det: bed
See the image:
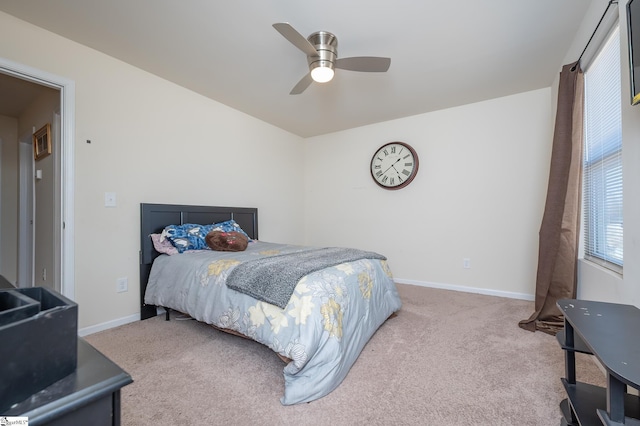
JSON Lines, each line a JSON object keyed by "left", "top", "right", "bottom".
{"left": 139, "top": 203, "right": 402, "bottom": 405}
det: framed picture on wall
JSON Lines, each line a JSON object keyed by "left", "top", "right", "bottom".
{"left": 33, "top": 123, "right": 51, "bottom": 161}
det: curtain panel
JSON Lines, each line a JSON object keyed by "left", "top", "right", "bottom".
{"left": 519, "top": 62, "right": 584, "bottom": 335}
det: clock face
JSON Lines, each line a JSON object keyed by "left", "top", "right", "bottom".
{"left": 370, "top": 142, "right": 419, "bottom": 190}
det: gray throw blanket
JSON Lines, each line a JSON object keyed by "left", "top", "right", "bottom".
{"left": 226, "top": 247, "right": 386, "bottom": 309}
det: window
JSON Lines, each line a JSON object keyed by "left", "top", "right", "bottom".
{"left": 582, "top": 24, "right": 623, "bottom": 273}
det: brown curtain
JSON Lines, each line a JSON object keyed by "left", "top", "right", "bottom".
{"left": 519, "top": 62, "right": 584, "bottom": 335}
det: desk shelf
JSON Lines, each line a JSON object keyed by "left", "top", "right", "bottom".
{"left": 561, "top": 380, "right": 640, "bottom": 426}
{"left": 556, "top": 330, "right": 592, "bottom": 355}
{"left": 557, "top": 299, "right": 640, "bottom": 426}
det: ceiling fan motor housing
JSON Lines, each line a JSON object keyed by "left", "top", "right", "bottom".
{"left": 307, "top": 31, "right": 338, "bottom": 70}
{"left": 272, "top": 22, "right": 390, "bottom": 93}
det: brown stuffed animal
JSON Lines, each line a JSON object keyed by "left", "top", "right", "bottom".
{"left": 205, "top": 230, "right": 248, "bottom": 252}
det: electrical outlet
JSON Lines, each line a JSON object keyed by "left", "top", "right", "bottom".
{"left": 105, "top": 192, "right": 117, "bottom": 207}
{"left": 116, "top": 277, "right": 128, "bottom": 293}
{"left": 463, "top": 258, "right": 471, "bottom": 269}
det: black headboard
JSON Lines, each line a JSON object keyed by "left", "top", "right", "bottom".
{"left": 139, "top": 203, "right": 258, "bottom": 320}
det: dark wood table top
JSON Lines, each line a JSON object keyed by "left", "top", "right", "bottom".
{"left": 558, "top": 298, "right": 640, "bottom": 388}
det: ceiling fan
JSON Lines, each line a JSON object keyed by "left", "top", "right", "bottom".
{"left": 273, "top": 23, "right": 391, "bottom": 95}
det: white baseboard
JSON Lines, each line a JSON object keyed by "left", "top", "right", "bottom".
{"left": 78, "top": 307, "right": 167, "bottom": 336}
{"left": 79, "top": 313, "right": 140, "bottom": 337}
{"left": 394, "top": 278, "right": 535, "bottom": 301}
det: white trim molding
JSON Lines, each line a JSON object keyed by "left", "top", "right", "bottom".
{"left": 78, "top": 313, "right": 140, "bottom": 337}
{"left": 79, "top": 309, "right": 167, "bottom": 336}
{"left": 394, "top": 278, "right": 535, "bottom": 301}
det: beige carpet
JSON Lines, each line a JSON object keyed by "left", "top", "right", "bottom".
{"left": 86, "top": 284, "right": 604, "bottom": 425}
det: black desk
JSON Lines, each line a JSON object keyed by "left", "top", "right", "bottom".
{"left": 557, "top": 299, "right": 640, "bottom": 426}
{"left": 3, "top": 337, "right": 132, "bottom": 426}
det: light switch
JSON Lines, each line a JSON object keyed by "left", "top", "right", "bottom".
{"left": 104, "top": 192, "right": 117, "bottom": 207}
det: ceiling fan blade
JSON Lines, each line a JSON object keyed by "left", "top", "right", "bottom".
{"left": 273, "top": 23, "right": 319, "bottom": 57}
{"left": 290, "top": 73, "right": 313, "bottom": 95}
{"left": 335, "top": 57, "right": 391, "bottom": 72}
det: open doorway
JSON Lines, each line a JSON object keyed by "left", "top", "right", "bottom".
{"left": 0, "top": 57, "right": 75, "bottom": 300}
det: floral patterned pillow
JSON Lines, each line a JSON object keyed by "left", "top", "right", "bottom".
{"left": 163, "top": 220, "right": 251, "bottom": 253}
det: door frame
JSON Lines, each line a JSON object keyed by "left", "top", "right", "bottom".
{"left": 0, "top": 57, "right": 75, "bottom": 300}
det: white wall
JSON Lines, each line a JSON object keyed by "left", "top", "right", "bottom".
{"left": 4, "top": 2, "right": 628, "bottom": 331}
{"left": 304, "top": 89, "right": 553, "bottom": 299}
{"left": 561, "top": 0, "right": 640, "bottom": 307}
{"left": 0, "top": 11, "right": 305, "bottom": 328}
{"left": 0, "top": 115, "right": 18, "bottom": 283}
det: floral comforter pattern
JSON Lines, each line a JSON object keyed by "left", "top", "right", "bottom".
{"left": 144, "top": 241, "right": 402, "bottom": 405}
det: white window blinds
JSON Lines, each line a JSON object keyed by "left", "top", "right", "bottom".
{"left": 583, "top": 25, "right": 623, "bottom": 273}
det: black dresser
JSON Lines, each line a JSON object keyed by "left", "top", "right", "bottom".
{"left": 3, "top": 338, "right": 133, "bottom": 426}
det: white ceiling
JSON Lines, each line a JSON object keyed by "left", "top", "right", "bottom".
{"left": 0, "top": 0, "right": 593, "bottom": 137}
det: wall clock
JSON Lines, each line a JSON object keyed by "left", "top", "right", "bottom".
{"left": 370, "top": 142, "right": 419, "bottom": 190}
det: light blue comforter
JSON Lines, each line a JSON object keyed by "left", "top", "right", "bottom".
{"left": 144, "top": 241, "right": 402, "bottom": 405}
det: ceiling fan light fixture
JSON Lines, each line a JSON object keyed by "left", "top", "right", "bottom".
{"left": 273, "top": 23, "right": 390, "bottom": 94}
{"left": 311, "top": 65, "right": 334, "bottom": 83}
